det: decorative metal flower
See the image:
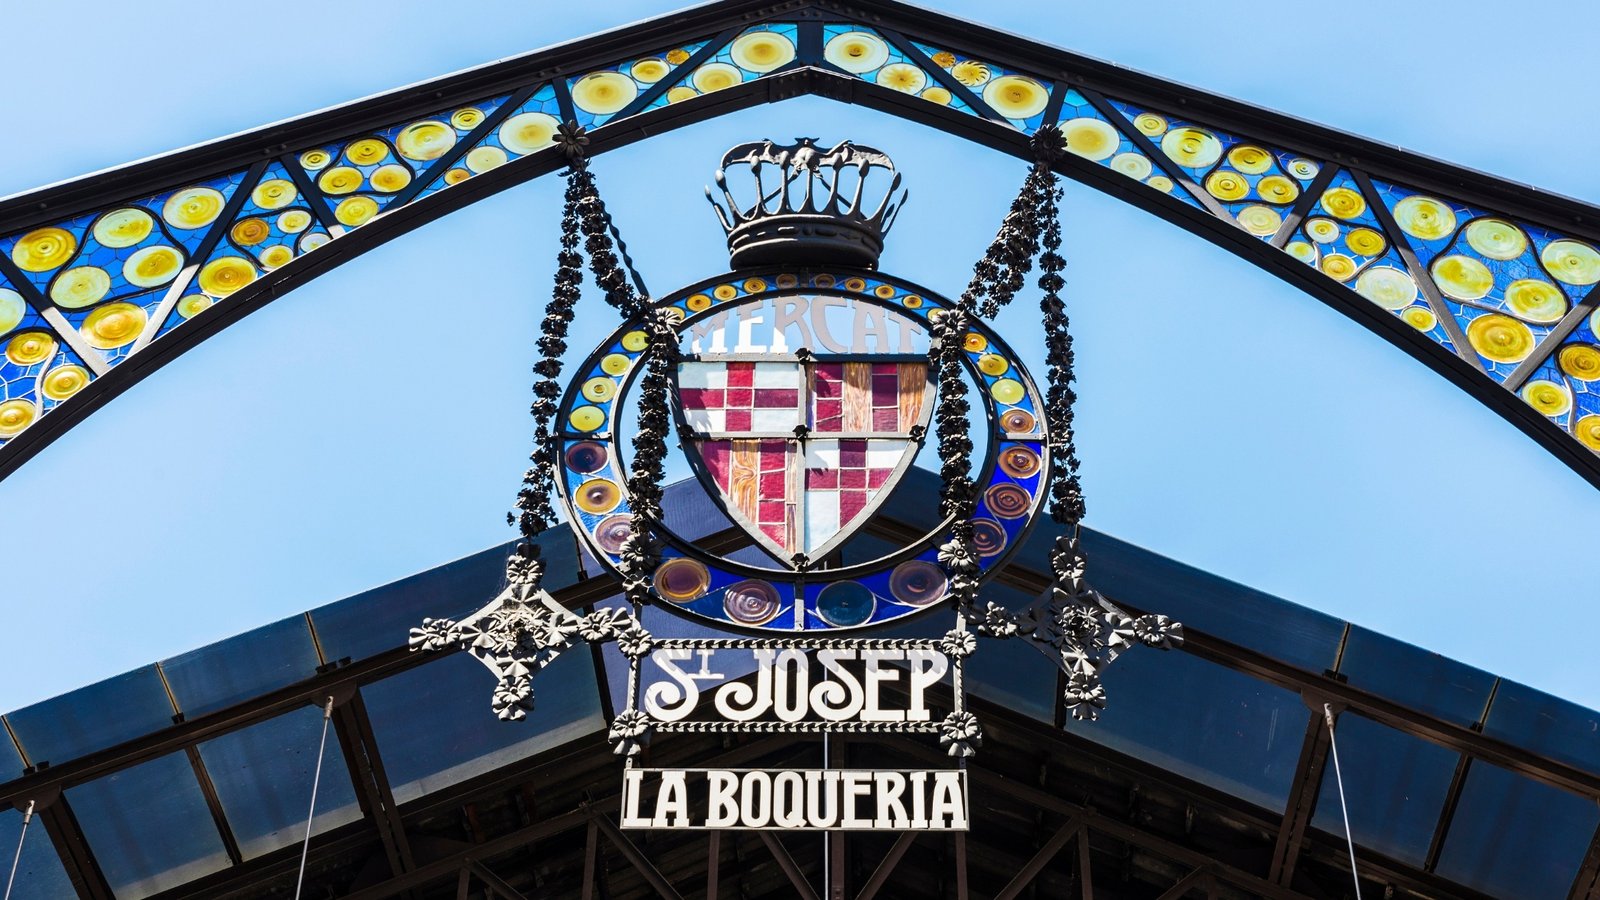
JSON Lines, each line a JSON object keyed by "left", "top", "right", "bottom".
{"left": 615, "top": 623, "right": 655, "bottom": 660}
{"left": 608, "top": 710, "right": 652, "bottom": 755}
{"left": 939, "top": 711, "right": 983, "bottom": 757}
{"left": 940, "top": 629, "right": 978, "bottom": 659}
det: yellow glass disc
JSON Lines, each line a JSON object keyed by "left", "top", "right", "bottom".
{"left": 345, "top": 138, "right": 388, "bottom": 166}
{"left": 6, "top": 332, "right": 55, "bottom": 366}
{"left": 1305, "top": 217, "right": 1340, "bottom": 243}
{"left": 1286, "top": 240, "right": 1317, "bottom": 264}
{"left": 1146, "top": 176, "right": 1174, "bottom": 193}
{"left": 177, "top": 294, "right": 212, "bottom": 319}
{"left": 874, "top": 284, "right": 896, "bottom": 298}
{"left": 743, "top": 278, "right": 768, "bottom": 293}
{"left": 1464, "top": 218, "right": 1527, "bottom": 260}
{"left": 0, "top": 399, "right": 36, "bottom": 438}
{"left": 0, "top": 290, "right": 23, "bottom": 335}
{"left": 1354, "top": 266, "right": 1417, "bottom": 310}
{"left": 1430, "top": 255, "right": 1494, "bottom": 301}
{"left": 259, "top": 245, "right": 293, "bottom": 269}
{"left": 582, "top": 377, "right": 617, "bottom": 402}
{"left": 198, "top": 256, "right": 257, "bottom": 297}
{"left": 1226, "top": 145, "right": 1273, "bottom": 175}
{"left": 601, "top": 353, "right": 631, "bottom": 375}
{"left": 693, "top": 63, "right": 741, "bottom": 94}
{"left": 81, "top": 302, "right": 146, "bottom": 349}
{"left": 162, "top": 188, "right": 224, "bottom": 230}
{"left": 1522, "top": 379, "right": 1571, "bottom": 417}
{"left": 984, "top": 76, "right": 1049, "bottom": 120}
{"left": 49, "top": 266, "right": 110, "bottom": 308}
{"left": 575, "top": 479, "right": 622, "bottom": 514}
{"left": 685, "top": 294, "right": 712, "bottom": 312}
{"left": 1111, "top": 152, "right": 1151, "bottom": 180}
{"left": 450, "top": 108, "right": 485, "bottom": 130}
{"left": 621, "top": 330, "right": 649, "bottom": 351}
{"left": 1060, "top": 118, "right": 1118, "bottom": 161}
{"left": 1320, "top": 254, "right": 1357, "bottom": 282}
{"left": 1236, "top": 205, "right": 1282, "bottom": 237}
{"left": 1132, "top": 113, "right": 1167, "bottom": 136}
{"left": 335, "top": 196, "right": 380, "bottom": 227}
{"left": 465, "top": 146, "right": 507, "bottom": 174}
{"left": 277, "top": 210, "right": 312, "bottom": 234}
{"left": 631, "top": 58, "right": 670, "bottom": 83}
{"left": 1204, "top": 171, "right": 1249, "bottom": 202}
{"left": 990, "top": 378, "right": 1025, "bottom": 405}
{"left": 813, "top": 275, "right": 836, "bottom": 288}
{"left": 921, "top": 86, "right": 952, "bottom": 105}
{"left": 252, "top": 179, "right": 298, "bottom": 211}
{"left": 1504, "top": 279, "right": 1567, "bottom": 323}
{"left": 930, "top": 51, "right": 957, "bottom": 68}
{"left": 13, "top": 227, "right": 77, "bottom": 272}
{"left": 878, "top": 63, "right": 927, "bottom": 94}
{"left": 843, "top": 277, "right": 867, "bottom": 292}
{"left": 231, "top": 218, "right": 270, "bottom": 246}
{"left": 1286, "top": 158, "right": 1319, "bottom": 180}
{"left": 298, "top": 149, "right": 331, "bottom": 171}
{"left": 963, "top": 332, "right": 988, "bottom": 352}
{"left": 571, "top": 72, "right": 638, "bottom": 115}
{"left": 1160, "top": 127, "right": 1222, "bottom": 169}
{"left": 1541, "top": 240, "right": 1600, "bottom": 286}
{"left": 824, "top": 32, "right": 890, "bottom": 74}
{"left": 776, "top": 274, "right": 798, "bottom": 288}
{"left": 1575, "top": 415, "right": 1600, "bottom": 451}
{"left": 1346, "top": 227, "right": 1387, "bottom": 257}
{"left": 730, "top": 31, "right": 796, "bottom": 73}
{"left": 41, "top": 364, "right": 89, "bottom": 401}
{"left": 444, "top": 168, "right": 470, "bottom": 185}
{"left": 1401, "top": 306, "right": 1437, "bottom": 331}
{"left": 1393, "top": 195, "right": 1456, "bottom": 241}
{"left": 901, "top": 295, "right": 923, "bottom": 308}
{"left": 499, "top": 112, "right": 560, "bottom": 156}
{"left": 370, "top": 164, "right": 412, "bottom": 193}
{"left": 977, "top": 354, "right": 1009, "bottom": 376}
{"left": 1318, "top": 187, "right": 1366, "bottom": 220}
{"left": 1557, "top": 344, "right": 1600, "bottom": 381}
{"left": 1256, "top": 175, "right": 1299, "bottom": 205}
{"left": 666, "top": 48, "right": 691, "bottom": 65}
{"left": 667, "top": 86, "right": 699, "bottom": 104}
{"left": 712, "top": 284, "right": 738, "bottom": 301}
{"left": 950, "top": 60, "right": 991, "bottom": 86}
{"left": 123, "top": 246, "right": 181, "bottom": 288}
{"left": 1466, "top": 314, "right": 1535, "bottom": 363}
{"left": 93, "top": 208, "right": 153, "bottom": 249}
{"left": 318, "top": 167, "right": 364, "bottom": 195}
{"left": 299, "top": 233, "right": 330, "bottom": 253}
{"left": 569, "top": 405, "right": 606, "bottom": 433}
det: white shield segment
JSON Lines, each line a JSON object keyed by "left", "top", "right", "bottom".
{"left": 802, "top": 439, "right": 911, "bottom": 554}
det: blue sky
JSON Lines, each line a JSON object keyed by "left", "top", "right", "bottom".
{"left": 2, "top": 0, "right": 1598, "bottom": 715}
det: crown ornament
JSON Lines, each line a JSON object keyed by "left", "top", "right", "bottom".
{"left": 706, "top": 138, "right": 907, "bottom": 268}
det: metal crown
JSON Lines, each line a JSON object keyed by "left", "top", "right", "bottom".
{"left": 706, "top": 138, "right": 906, "bottom": 269}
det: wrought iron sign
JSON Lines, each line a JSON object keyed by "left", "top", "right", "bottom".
{"left": 411, "top": 128, "right": 1181, "bottom": 831}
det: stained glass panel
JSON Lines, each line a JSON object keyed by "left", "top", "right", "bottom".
{"left": 911, "top": 39, "right": 1050, "bottom": 130}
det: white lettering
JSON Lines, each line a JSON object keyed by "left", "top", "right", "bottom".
{"left": 773, "top": 772, "right": 807, "bottom": 828}
{"left": 929, "top": 772, "right": 967, "bottom": 829}
{"left": 652, "top": 771, "right": 689, "bottom": 827}
{"left": 772, "top": 649, "right": 809, "bottom": 723}
{"left": 905, "top": 649, "right": 948, "bottom": 722}
{"left": 643, "top": 649, "right": 700, "bottom": 722}
{"left": 740, "top": 771, "right": 772, "bottom": 827}
{"left": 706, "top": 771, "right": 739, "bottom": 827}
{"left": 810, "top": 296, "right": 851, "bottom": 353}
{"left": 621, "top": 769, "right": 650, "bottom": 828}
{"left": 770, "top": 295, "right": 811, "bottom": 352}
{"left": 873, "top": 772, "right": 910, "bottom": 828}
{"left": 860, "top": 649, "right": 904, "bottom": 722}
{"left": 811, "top": 649, "right": 865, "bottom": 722}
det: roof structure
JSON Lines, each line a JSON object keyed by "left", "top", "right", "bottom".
{"left": 4, "top": 471, "right": 1597, "bottom": 900}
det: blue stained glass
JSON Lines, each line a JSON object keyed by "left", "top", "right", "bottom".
{"left": 1309, "top": 714, "right": 1459, "bottom": 867}
{"left": 1064, "top": 647, "right": 1308, "bottom": 812}
{"left": 362, "top": 646, "right": 603, "bottom": 805}
{"left": 909, "top": 39, "right": 1050, "bottom": 132}
{"left": 310, "top": 530, "right": 578, "bottom": 664}
{"left": 1053, "top": 91, "right": 1200, "bottom": 211}
{"left": 66, "top": 751, "right": 231, "bottom": 899}
{"left": 569, "top": 39, "right": 713, "bottom": 128}
{"left": 1434, "top": 761, "right": 1599, "bottom": 897}
{"left": 1482, "top": 679, "right": 1600, "bottom": 776}
{"left": 160, "top": 613, "right": 321, "bottom": 718}
{"left": 1520, "top": 313, "right": 1600, "bottom": 447}
{"left": 0, "top": 285, "right": 96, "bottom": 447}
{"left": 414, "top": 85, "right": 562, "bottom": 203}
{"left": 0, "top": 806, "right": 74, "bottom": 900}
{"left": 1336, "top": 626, "right": 1495, "bottom": 727}
{"left": 197, "top": 706, "right": 363, "bottom": 860}
{"left": 5, "top": 665, "right": 175, "bottom": 766}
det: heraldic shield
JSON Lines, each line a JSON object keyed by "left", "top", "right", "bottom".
{"left": 676, "top": 349, "right": 935, "bottom": 566}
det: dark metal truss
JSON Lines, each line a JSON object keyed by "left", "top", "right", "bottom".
{"left": 1, "top": 0, "right": 1599, "bottom": 488}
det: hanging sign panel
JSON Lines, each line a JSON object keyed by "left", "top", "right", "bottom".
{"left": 620, "top": 767, "right": 969, "bottom": 830}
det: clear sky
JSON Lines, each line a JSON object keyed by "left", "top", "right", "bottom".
{"left": 2, "top": 0, "right": 1598, "bottom": 716}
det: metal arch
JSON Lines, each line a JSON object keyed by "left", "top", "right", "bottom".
{"left": 3, "top": 0, "right": 1600, "bottom": 487}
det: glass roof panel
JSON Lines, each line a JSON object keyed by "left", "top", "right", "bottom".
{"left": 1064, "top": 647, "right": 1308, "bottom": 813}
{"left": 1434, "top": 760, "right": 1599, "bottom": 897}
{"left": 196, "top": 705, "right": 363, "bottom": 860}
{"left": 0, "top": 806, "right": 74, "bottom": 900}
{"left": 5, "top": 666, "right": 174, "bottom": 766}
{"left": 1336, "top": 627, "right": 1495, "bottom": 727}
{"left": 161, "top": 614, "right": 321, "bottom": 718}
{"left": 311, "top": 530, "right": 578, "bottom": 664}
{"left": 1309, "top": 713, "right": 1458, "bottom": 867}
{"left": 362, "top": 647, "right": 603, "bottom": 805}
{"left": 1482, "top": 679, "right": 1600, "bottom": 776}
{"left": 1079, "top": 529, "right": 1345, "bottom": 674}
{"left": 65, "top": 750, "right": 230, "bottom": 899}
{"left": 1, "top": 722, "right": 25, "bottom": 779}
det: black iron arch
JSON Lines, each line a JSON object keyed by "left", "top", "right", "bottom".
{"left": 2, "top": 0, "right": 1599, "bottom": 488}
